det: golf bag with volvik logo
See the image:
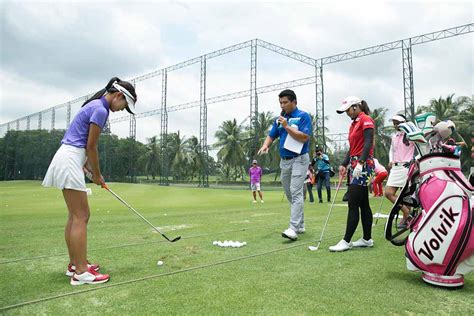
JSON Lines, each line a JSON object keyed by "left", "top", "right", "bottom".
{"left": 385, "top": 116, "right": 474, "bottom": 288}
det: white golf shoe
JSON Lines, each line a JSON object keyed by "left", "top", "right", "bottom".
{"left": 281, "top": 228, "right": 298, "bottom": 241}
{"left": 352, "top": 238, "right": 374, "bottom": 248}
{"left": 329, "top": 239, "right": 352, "bottom": 252}
{"left": 297, "top": 227, "right": 305, "bottom": 234}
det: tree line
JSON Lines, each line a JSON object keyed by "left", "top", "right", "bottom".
{"left": 1, "top": 94, "right": 471, "bottom": 182}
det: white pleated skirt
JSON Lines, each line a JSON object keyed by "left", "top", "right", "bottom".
{"left": 386, "top": 165, "right": 409, "bottom": 188}
{"left": 42, "top": 144, "right": 87, "bottom": 192}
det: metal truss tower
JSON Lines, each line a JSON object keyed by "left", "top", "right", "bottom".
{"left": 315, "top": 59, "right": 325, "bottom": 148}
{"left": 51, "top": 108, "right": 55, "bottom": 130}
{"left": 66, "top": 103, "right": 72, "bottom": 129}
{"left": 159, "top": 70, "right": 169, "bottom": 185}
{"left": 199, "top": 56, "right": 209, "bottom": 187}
{"left": 402, "top": 39, "right": 415, "bottom": 119}
{"left": 129, "top": 114, "right": 137, "bottom": 182}
{"left": 250, "top": 39, "right": 258, "bottom": 159}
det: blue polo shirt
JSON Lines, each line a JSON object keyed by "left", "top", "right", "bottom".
{"left": 268, "top": 107, "right": 312, "bottom": 158}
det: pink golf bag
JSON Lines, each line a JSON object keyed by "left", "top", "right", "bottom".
{"left": 385, "top": 153, "right": 474, "bottom": 288}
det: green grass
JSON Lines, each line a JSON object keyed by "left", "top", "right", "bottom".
{"left": 0, "top": 181, "right": 473, "bottom": 314}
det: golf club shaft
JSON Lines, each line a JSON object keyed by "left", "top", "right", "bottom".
{"left": 106, "top": 187, "right": 161, "bottom": 232}
{"left": 374, "top": 197, "right": 384, "bottom": 226}
{"left": 103, "top": 186, "right": 180, "bottom": 242}
{"left": 83, "top": 167, "right": 179, "bottom": 242}
{"left": 314, "top": 176, "right": 344, "bottom": 247}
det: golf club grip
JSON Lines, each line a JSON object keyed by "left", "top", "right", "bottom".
{"left": 83, "top": 167, "right": 108, "bottom": 189}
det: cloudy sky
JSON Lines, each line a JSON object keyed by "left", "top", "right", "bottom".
{"left": 1, "top": 0, "right": 472, "bottom": 147}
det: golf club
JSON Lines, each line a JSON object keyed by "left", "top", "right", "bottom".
{"left": 308, "top": 174, "right": 344, "bottom": 251}
{"left": 373, "top": 196, "right": 385, "bottom": 226}
{"left": 84, "top": 168, "right": 181, "bottom": 243}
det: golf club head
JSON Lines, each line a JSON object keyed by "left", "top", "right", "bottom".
{"left": 169, "top": 236, "right": 181, "bottom": 242}
{"left": 308, "top": 244, "right": 319, "bottom": 251}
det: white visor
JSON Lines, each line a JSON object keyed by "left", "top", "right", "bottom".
{"left": 113, "top": 82, "right": 136, "bottom": 114}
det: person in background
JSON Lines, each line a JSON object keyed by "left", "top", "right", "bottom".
{"left": 249, "top": 159, "right": 264, "bottom": 203}
{"left": 311, "top": 147, "right": 331, "bottom": 203}
{"left": 384, "top": 114, "right": 415, "bottom": 229}
{"left": 304, "top": 164, "right": 315, "bottom": 203}
{"left": 372, "top": 158, "right": 388, "bottom": 197}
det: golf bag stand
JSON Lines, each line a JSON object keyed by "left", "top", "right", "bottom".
{"left": 385, "top": 153, "right": 474, "bottom": 288}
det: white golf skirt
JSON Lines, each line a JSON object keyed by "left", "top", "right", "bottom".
{"left": 42, "top": 144, "right": 87, "bottom": 192}
{"left": 386, "top": 165, "right": 409, "bottom": 188}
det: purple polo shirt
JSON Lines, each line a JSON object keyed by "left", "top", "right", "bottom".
{"left": 249, "top": 166, "right": 262, "bottom": 184}
{"left": 61, "top": 96, "right": 109, "bottom": 148}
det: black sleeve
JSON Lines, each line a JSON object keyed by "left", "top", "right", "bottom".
{"left": 359, "top": 128, "right": 374, "bottom": 162}
{"left": 341, "top": 151, "right": 350, "bottom": 167}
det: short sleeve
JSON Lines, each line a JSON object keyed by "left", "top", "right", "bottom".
{"left": 361, "top": 115, "right": 374, "bottom": 130}
{"left": 298, "top": 113, "right": 312, "bottom": 135}
{"left": 90, "top": 107, "right": 109, "bottom": 130}
{"left": 268, "top": 119, "right": 279, "bottom": 139}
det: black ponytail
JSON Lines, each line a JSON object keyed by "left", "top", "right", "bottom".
{"left": 82, "top": 77, "right": 121, "bottom": 107}
{"left": 359, "top": 100, "right": 370, "bottom": 115}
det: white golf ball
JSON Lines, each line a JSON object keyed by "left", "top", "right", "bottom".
{"left": 213, "top": 241, "right": 218, "bottom": 245}
{"left": 243, "top": 242, "right": 247, "bottom": 246}
{"left": 157, "top": 260, "right": 164, "bottom": 266}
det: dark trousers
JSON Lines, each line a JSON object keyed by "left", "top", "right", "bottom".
{"left": 317, "top": 171, "right": 331, "bottom": 202}
{"left": 305, "top": 183, "right": 314, "bottom": 202}
{"left": 343, "top": 185, "right": 372, "bottom": 242}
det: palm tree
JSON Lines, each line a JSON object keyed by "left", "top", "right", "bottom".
{"left": 417, "top": 94, "right": 473, "bottom": 173}
{"left": 186, "top": 136, "right": 204, "bottom": 181}
{"left": 369, "top": 107, "right": 393, "bottom": 166}
{"left": 246, "top": 111, "right": 277, "bottom": 165}
{"left": 142, "top": 136, "right": 160, "bottom": 180}
{"left": 215, "top": 119, "right": 247, "bottom": 180}
{"left": 167, "top": 131, "right": 193, "bottom": 180}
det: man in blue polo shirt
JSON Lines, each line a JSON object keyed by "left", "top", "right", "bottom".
{"left": 258, "top": 89, "right": 312, "bottom": 241}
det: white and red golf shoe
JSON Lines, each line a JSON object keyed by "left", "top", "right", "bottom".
{"left": 70, "top": 266, "right": 109, "bottom": 285}
{"left": 66, "top": 261, "right": 100, "bottom": 277}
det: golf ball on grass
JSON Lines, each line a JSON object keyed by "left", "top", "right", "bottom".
{"left": 157, "top": 260, "right": 164, "bottom": 266}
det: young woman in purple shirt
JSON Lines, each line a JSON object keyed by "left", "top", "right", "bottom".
{"left": 43, "top": 77, "right": 137, "bottom": 285}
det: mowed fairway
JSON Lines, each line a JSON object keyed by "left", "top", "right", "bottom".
{"left": 1, "top": 181, "right": 473, "bottom": 314}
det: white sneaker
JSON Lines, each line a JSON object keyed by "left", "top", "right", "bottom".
{"left": 282, "top": 228, "right": 298, "bottom": 241}
{"left": 260, "top": 200, "right": 264, "bottom": 203}
{"left": 297, "top": 227, "right": 305, "bottom": 234}
{"left": 70, "top": 267, "right": 109, "bottom": 285}
{"left": 329, "top": 239, "right": 352, "bottom": 252}
{"left": 352, "top": 238, "right": 374, "bottom": 248}
{"left": 252, "top": 200, "right": 257, "bottom": 203}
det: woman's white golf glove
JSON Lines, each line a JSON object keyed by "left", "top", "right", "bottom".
{"left": 352, "top": 163, "right": 363, "bottom": 179}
